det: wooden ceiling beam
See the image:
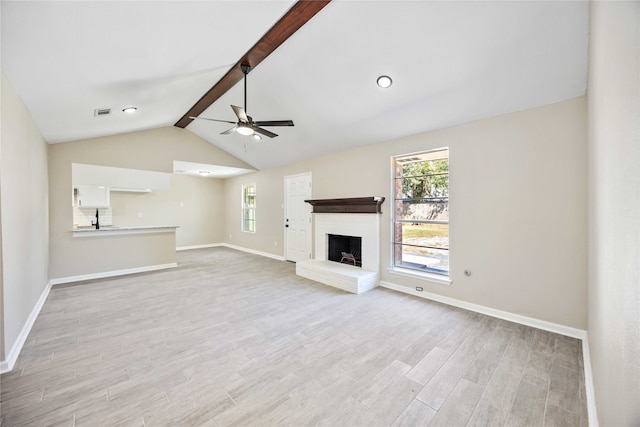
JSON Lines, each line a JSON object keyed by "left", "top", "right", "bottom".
{"left": 175, "top": 0, "right": 331, "bottom": 128}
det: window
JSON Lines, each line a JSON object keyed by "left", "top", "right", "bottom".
{"left": 392, "top": 148, "right": 449, "bottom": 276}
{"left": 242, "top": 184, "right": 256, "bottom": 233}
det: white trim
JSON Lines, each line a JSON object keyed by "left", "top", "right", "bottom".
{"left": 221, "top": 243, "right": 285, "bottom": 261}
{"left": 0, "top": 281, "right": 52, "bottom": 374}
{"left": 388, "top": 267, "right": 452, "bottom": 285}
{"left": 582, "top": 334, "right": 599, "bottom": 427}
{"left": 49, "top": 263, "right": 178, "bottom": 286}
{"left": 176, "top": 243, "right": 223, "bottom": 251}
{"left": 379, "top": 280, "right": 587, "bottom": 339}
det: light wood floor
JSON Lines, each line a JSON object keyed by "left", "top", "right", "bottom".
{"left": 1, "top": 247, "right": 588, "bottom": 426}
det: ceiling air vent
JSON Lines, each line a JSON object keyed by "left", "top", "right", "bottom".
{"left": 94, "top": 108, "right": 111, "bottom": 117}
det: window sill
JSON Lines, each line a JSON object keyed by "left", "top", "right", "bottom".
{"left": 387, "top": 267, "right": 452, "bottom": 286}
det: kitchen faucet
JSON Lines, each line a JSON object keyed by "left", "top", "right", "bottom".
{"left": 91, "top": 209, "right": 100, "bottom": 229}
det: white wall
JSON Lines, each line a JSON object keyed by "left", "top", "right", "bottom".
{"left": 587, "top": 1, "right": 640, "bottom": 425}
{"left": 0, "top": 71, "right": 50, "bottom": 367}
{"left": 224, "top": 97, "right": 588, "bottom": 329}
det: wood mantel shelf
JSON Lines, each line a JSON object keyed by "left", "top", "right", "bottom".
{"left": 304, "top": 197, "right": 385, "bottom": 214}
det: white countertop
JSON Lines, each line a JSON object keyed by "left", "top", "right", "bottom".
{"left": 73, "top": 225, "right": 178, "bottom": 237}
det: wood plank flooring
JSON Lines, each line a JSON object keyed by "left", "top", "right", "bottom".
{"left": 0, "top": 248, "right": 588, "bottom": 426}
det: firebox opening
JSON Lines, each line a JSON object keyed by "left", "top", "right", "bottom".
{"left": 328, "top": 234, "right": 362, "bottom": 267}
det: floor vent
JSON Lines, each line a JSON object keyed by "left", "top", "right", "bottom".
{"left": 94, "top": 108, "right": 111, "bottom": 117}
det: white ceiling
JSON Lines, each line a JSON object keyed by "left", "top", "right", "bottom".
{"left": 173, "top": 160, "right": 254, "bottom": 179}
{"left": 1, "top": 1, "right": 589, "bottom": 171}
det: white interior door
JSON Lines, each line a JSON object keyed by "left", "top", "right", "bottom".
{"left": 285, "top": 173, "right": 312, "bottom": 262}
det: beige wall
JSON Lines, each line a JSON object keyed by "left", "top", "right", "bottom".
{"left": 48, "top": 126, "right": 251, "bottom": 279}
{"left": 0, "top": 174, "right": 3, "bottom": 361}
{"left": 224, "top": 97, "right": 588, "bottom": 329}
{"left": 58, "top": 232, "right": 177, "bottom": 278}
{"left": 0, "top": 180, "right": 3, "bottom": 361}
{"left": 0, "top": 71, "right": 50, "bottom": 363}
{"left": 110, "top": 174, "right": 225, "bottom": 248}
{"left": 587, "top": 1, "right": 640, "bottom": 425}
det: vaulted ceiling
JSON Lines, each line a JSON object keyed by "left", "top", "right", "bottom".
{"left": 1, "top": 1, "right": 589, "bottom": 171}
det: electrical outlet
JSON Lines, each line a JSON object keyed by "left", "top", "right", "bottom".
{"left": 416, "top": 287, "right": 423, "bottom": 292}
{"left": 229, "top": 234, "right": 232, "bottom": 239}
{"left": 274, "top": 240, "right": 278, "bottom": 247}
{"left": 137, "top": 212, "right": 143, "bottom": 218}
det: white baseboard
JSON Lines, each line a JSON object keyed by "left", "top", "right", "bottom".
{"left": 379, "top": 280, "right": 587, "bottom": 339}
{"left": 49, "top": 263, "right": 178, "bottom": 286}
{"left": 221, "top": 243, "right": 286, "bottom": 261}
{"left": 176, "top": 243, "right": 223, "bottom": 251}
{"left": 175, "top": 242, "right": 286, "bottom": 261}
{"left": 0, "top": 280, "right": 52, "bottom": 374}
{"left": 582, "top": 335, "right": 599, "bottom": 427}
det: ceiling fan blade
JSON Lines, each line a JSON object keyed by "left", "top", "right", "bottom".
{"left": 221, "top": 126, "right": 237, "bottom": 135}
{"left": 231, "top": 105, "right": 249, "bottom": 123}
{"left": 189, "top": 116, "right": 236, "bottom": 124}
{"left": 251, "top": 125, "right": 278, "bottom": 138}
{"left": 252, "top": 120, "right": 295, "bottom": 127}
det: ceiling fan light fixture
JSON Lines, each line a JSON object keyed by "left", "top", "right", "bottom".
{"left": 188, "top": 64, "right": 293, "bottom": 139}
{"left": 377, "top": 75, "right": 393, "bottom": 88}
{"left": 236, "top": 123, "right": 253, "bottom": 136}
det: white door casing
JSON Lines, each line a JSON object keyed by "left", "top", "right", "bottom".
{"left": 285, "top": 172, "right": 312, "bottom": 262}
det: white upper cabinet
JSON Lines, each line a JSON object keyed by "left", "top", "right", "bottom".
{"left": 72, "top": 163, "right": 171, "bottom": 191}
{"left": 75, "top": 186, "right": 110, "bottom": 208}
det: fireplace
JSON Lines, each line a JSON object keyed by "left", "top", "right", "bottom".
{"left": 328, "top": 234, "right": 362, "bottom": 267}
{"left": 295, "top": 197, "right": 385, "bottom": 294}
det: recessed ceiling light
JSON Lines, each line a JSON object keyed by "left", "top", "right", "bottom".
{"left": 198, "top": 170, "right": 211, "bottom": 176}
{"left": 253, "top": 134, "right": 262, "bottom": 140}
{"left": 377, "top": 75, "right": 393, "bottom": 88}
{"left": 122, "top": 107, "right": 138, "bottom": 113}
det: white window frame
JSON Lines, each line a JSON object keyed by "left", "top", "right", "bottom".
{"left": 389, "top": 148, "right": 451, "bottom": 283}
{"left": 241, "top": 183, "right": 256, "bottom": 233}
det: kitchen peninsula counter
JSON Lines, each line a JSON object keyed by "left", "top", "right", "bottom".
{"left": 51, "top": 225, "right": 179, "bottom": 285}
{"left": 73, "top": 225, "right": 178, "bottom": 237}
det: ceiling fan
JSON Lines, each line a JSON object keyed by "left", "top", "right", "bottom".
{"left": 190, "top": 64, "right": 294, "bottom": 139}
